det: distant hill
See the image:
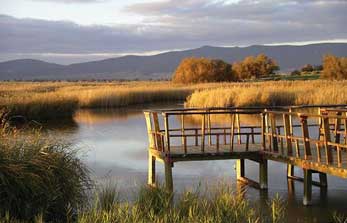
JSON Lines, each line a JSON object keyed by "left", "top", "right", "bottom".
{"left": 1, "top": 43, "right": 347, "bottom": 80}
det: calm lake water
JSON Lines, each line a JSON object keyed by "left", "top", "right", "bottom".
{"left": 45, "top": 104, "right": 347, "bottom": 222}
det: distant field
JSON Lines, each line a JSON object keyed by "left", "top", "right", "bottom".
{"left": 0, "top": 79, "right": 346, "bottom": 120}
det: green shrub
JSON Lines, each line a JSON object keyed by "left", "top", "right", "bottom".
{"left": 0, "top": 131, "right": 91, "bottom": 222}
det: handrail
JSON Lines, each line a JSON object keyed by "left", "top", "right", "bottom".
{"left": 144, "top": 105, "right": 347, "bottom": 168}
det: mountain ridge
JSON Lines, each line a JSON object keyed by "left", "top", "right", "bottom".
{"left": 1, "top": 43, "right": 347, "bottom": 80}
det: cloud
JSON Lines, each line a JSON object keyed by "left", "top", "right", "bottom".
{"left": 0, "top": 0, "right": 346, "bottom": 62}
{"left": 29, "top": 0, "right": 108, "bottom": 3}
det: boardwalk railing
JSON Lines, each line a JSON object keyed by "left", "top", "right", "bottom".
{"left": 262, "top": 110, "right": 347, "bottom": 170}
{"left": 144, "top": 105, "right": 347, "bottom": 205}
{"left": 144, "top": 108, "right": 264, "bottom": 156}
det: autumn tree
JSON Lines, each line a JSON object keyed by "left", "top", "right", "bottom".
{"left": 172, "top": 57, "right": 236, "bottom": 83}
{"left": 232, "top": 54, "right": 279, "bottom": 80}
{"left": 321, "top": 54, "right": 347, "bottom": 79}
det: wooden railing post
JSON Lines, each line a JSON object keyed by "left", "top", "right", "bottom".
{"left": 181, "top": 114, "right": 185, "bottom": 146}
{"left": 283, "top": 114, "right": 293, "bottom": 156}
{"left": 261, "top": 112, "right": 266, "bottom": 151}
{"left": 153, "top": 112, "right": 162, "bottom": 149}
{"left": 230, "top": 113, "right": 235, "bottom": 152}
{"left": 322, "top": 115, "right": 333, "bottom": 164}
{"left": 334, "top": 111, "right": 342, "bottom": 144}
{"left": 144, "top": 112, "right": 154, "bottom": 149}
{"left": 208, "top": 113, "right": 212, "bottom": 146}
{"left": 164, "top": 113, "right": 170, "bottom": 153}
{"left": 236, "top": 113, "right": 242, "bottom": 144}
{"left": 300, "top": 115, "right": 311, "bottom": 159}
{"left": 201, "top": 114, "right": 205, "bottom": 152}
{"left": 270, "top": 113, "right": 278, "bottom": 152}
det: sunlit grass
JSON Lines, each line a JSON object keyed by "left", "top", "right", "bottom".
{"left": 1, "top": 80, "right": 346, "bottom": 120}
{"left": 185, "top": 80, "right": 347, "bottom": 108}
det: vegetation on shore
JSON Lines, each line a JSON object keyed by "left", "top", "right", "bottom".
{"left": 1, "top": 79, "right": 347, "bottom": 121}
{"left": 185, "top": 80, "right": 347, "bottom": 108}
{"left": 172, "top": 54, "right": 278, "bottom": 83}
{"left": 0, "top": 130, "right": 91, "bottom": 222}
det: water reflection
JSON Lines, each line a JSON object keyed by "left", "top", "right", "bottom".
{"left": 40, "top": 105, "right": 347, "bottom": 222}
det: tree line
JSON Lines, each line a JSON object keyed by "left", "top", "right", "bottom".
{"left": 172, "top": 54, "right": 347, "bottom": 83}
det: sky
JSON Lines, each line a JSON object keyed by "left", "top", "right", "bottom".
{"left": 1, "top": 0, "right": 347, "bottom": 64}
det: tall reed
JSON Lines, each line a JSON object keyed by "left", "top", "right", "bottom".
{"left": 0, "top": 131, "right": 91, "bottom": 222}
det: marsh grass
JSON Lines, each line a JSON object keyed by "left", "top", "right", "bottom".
{"left": 77, "top": 184, "right": 288, "bottom": 223}
{"left": 0, "top": 80, "right": 346, "bottom": 120}
{"left": 185, "top": 80, "right": 347, "bottom": 108}
{"left": 0, "top": 131, "right": 91, "bottom": 222}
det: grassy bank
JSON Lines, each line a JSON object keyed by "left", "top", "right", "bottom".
{"left": 0, "top": 131, "right": 91, "bottom": 222}
{"left": 185, "top": 80, "right": 347, "bottom": 108}
{"left": 0, "top": 80, "right": 346, "bottom": 120}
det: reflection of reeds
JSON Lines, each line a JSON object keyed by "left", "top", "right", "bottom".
{"left": 185, "top": 80, "right": 347, "bottom": 108}
{"left": 74, "top": 109, "right": 142, "bottom": 124}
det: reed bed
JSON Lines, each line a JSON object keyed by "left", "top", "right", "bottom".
{"left": 0, "top": 131, "right": 91, "bottom": 222}
{"left": 78, "top": 184, "right": 287, "bottom": 223}
{"left": 185, "top": 80, "right": 347, "bottom": 108}
{"left": 0, "top": 80, "right": 346, "bottom": 120}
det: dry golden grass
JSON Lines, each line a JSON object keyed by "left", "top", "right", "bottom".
{"left": 185, "top": 80, "right": 347, "bottom": 108}
{"left": 0, "top": 80, "right": 346, "bottom": 120}
{"left": 0, "top": 81, "right": 218, "bottom": 119}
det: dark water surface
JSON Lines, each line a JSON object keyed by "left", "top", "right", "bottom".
{"left": 46, "top": 105, "right": 347, "bottom": 222}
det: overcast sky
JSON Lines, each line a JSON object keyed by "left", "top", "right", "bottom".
{"left": 1, "top": 0, "right": 347, "bottom": 64}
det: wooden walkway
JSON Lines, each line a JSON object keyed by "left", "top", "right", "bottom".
{"left": 144, "top": 105, "right": 347, "bottom": 205}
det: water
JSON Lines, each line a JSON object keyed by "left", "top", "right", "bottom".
{"left": 45, "top": 104, "right": 347, "bottom": 222}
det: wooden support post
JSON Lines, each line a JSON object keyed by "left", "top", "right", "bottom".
{"left": 319, "top": 173, "right": 328, "bottom": 187}
{"left": 287, "top": 164, "right": 294, "bottom": 178}
{"left": 303, "top": 169, "right": 312, "bottom": 206}
{"left": 300, "top": 115, "right": 311, "bottom": 159}
{"left": 148, "top": 152, "right": 156, "bottom": 186}
{"left": 236, "top": 159, "right": 245, "bottom": 180}
{"left": 164, "top": 159, "right": 173, "bottom": 192}
{"left": 259, "top": 159, "right": 268, "bottom": 189}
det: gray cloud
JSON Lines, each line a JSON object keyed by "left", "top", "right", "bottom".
{"left": 0, "top": 0, "right": 347, "bottom": 62}
{"left": 29, "top": 0, "right": 108, "bottom": 3}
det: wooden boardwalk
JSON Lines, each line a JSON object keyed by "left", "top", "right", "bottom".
{"left": 144, "top": 105, "right": 347, "bottom": 205}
